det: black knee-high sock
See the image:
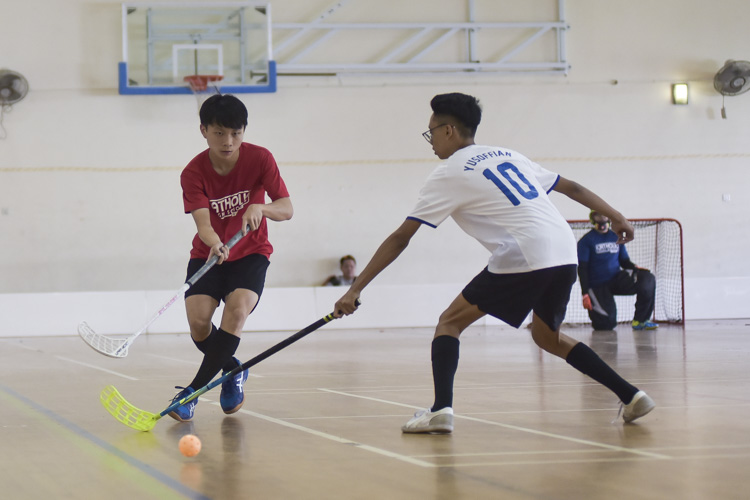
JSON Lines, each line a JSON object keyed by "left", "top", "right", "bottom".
{"left": 192, "top": 324, "right": 218, "bottom": 354}
{"left": 193, "top": 325, "right": 242, "bottom": 372}
{"left": 566, "top": 342, "right": 639, "bottom": 403}
{"left": 431, "top": 336, "right": 460, "bottom": 412}
{"left": 188, "top": 328, "right": 240, "bottom": 390}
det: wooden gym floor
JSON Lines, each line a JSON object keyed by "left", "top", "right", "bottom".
{"left": 1, "top": 320, "right": 748, "bottom": 499}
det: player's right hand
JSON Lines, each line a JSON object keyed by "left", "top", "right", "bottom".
{"left": 210, "top": 242, "right": 229, "bottom": 264}
{"left": 334, "top": 291, "right": 361, "bottom": 318}
{"left": 582, "top": 294, "right": 592, "bottom": 310}
{"left": 611, "top": 218, "right": 635, "bottom": 244}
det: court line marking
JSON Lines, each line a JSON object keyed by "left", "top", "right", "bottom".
{"left": 234, "top": 407, "right": 435, "bottom": 468}
{"left": 284, "top": 413, "right": 415, "bottom": 420}
{"left": 647, "top": 444, "right": 750, "bottom": 452}
{"left": 0, "top": 339, "right": 43, "bottom": 352}
{"left": 0, "top": 380, "right": 736, "bottom": 470}
{"left": 0, "top": 384, "right": 210, "bottom": 500}
{"left": 146, "top": 353, "right": 264, "bottom": 377}
{"left": 318, "top": 388, "right": 670, "bottom": 460}
{"left": 442, "top": 451, "right": 750, "bottom": 468}
{"left": 416, "top": 444, "right": 750, "bottom": 459}
{"left": 415, "top": 448, "right": 637, "bottom": 458}
{"left": 146, "top": 353, "right": 197, "bottom": 365}
{"left": 55, "top": 356, "right": 139, "bottom": 381}
{"left": 312, "top": 376, "right": 750, "bottom": 392}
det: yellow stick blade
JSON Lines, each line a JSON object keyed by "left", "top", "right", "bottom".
{"left": 100, "top": 385, "right": 158, "bottom": 432}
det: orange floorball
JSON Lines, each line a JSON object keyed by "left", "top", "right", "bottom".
{"left": 178, "top": 434, "right": 202, "bottom": 457}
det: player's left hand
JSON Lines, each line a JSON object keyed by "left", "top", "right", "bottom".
{"left": 242, "top": 205, "right": 264, "bottom": 234}
{"left": 334, "top": 291, "right": 361, "bottom": 318}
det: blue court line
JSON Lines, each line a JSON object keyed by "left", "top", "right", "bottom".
{"left": 0, "top": 384, "right": 211, "bottom": 500}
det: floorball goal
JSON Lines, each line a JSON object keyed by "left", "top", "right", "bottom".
{"left": 564, "top": 218, "right": 685, "bottom": 325}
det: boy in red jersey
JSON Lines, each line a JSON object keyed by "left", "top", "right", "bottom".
{"left": 170, "top": 94, "right": 293, "bottom": 422}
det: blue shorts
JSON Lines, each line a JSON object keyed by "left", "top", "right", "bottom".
{"left": 462, "top": 264, "right": 577, "bottom": 331}
{"left": 184, "top": 253, "right": 269, "bottom": 303}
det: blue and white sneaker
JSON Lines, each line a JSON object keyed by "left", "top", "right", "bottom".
{"left": 632, "top": 320, "right": 659, "bottom": 330}
{"left": 220, "top": 357, "right": 248, "bottom": 414}
{"left": 168, "top": 386, "right": 196, "bottom": 422}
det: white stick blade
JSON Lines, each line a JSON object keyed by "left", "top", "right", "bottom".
{"left": 78, "top": 322, "right": 130, "bottom": 358}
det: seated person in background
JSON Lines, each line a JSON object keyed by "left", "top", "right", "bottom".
{"left": 577, "top": 211, "right": 658, "bottom": 331}
{"left": 322, "top": 255, "right": 358, "bottom": 286}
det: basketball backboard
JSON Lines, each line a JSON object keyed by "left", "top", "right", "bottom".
{"left": 119, "top": 2, "right": 275, "bottom": 94}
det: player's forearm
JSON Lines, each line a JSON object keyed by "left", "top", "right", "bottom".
{"left": 554, "top": 177, "right": 626, "bottom": 224}
{"left": 350, "top": 225, "right": 416, "bottom": 293}
{"left": 261, "top": 197, "right": 294, "bottom": 221}
{"left": 351, "top": 238, "right": 408, "bottom": 293}
{"left": 554, "top": 177, "right": 633, "bottom": 243}
{"left": 577, "top": 265, "right": 590, "bottom": 293}
{"left": 191, "top": 209, "right": 222, "bottom": 248}
{"left": 620, "top": 258, "right": 637, "bottom": 270}
{"left": 197, "top": 227, "right": 222, "bottom": 248}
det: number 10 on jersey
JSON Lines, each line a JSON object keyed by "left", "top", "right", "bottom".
{"left": 483, "top": 162, "right": 539, "bottom": 206}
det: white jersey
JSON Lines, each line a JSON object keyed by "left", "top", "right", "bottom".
{"left": 408, "top": 144, "right": 578, "bottom": 274}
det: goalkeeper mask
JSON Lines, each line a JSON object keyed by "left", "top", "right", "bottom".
{"left": 592, "top": 219, "right": 610, "bottom": 232}
{"left": 589, "top": 210, "right": 610, "bottom": 232}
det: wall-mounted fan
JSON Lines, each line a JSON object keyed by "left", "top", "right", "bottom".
{"left": 0, "top": 69, "right": 29, "bottom": 106}
{"left": 0, "top": 69, "right": 29, "bottom": 139}
{"left": 713, "top": 60, "right": 750, "bottom": 119}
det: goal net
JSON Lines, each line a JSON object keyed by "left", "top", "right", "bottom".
{"left": 564, "top": 218, "right": 684, "bottom": 325}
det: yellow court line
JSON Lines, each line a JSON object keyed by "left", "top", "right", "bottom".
{"left": 2, "top": 152, "right": 749, "bottom": 172}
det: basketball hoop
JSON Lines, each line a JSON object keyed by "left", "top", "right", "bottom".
{"left": 185, "top": 75, "right": 224, "bottom": 111}
{"left": 184, "top": 75, "right": 223, "bottom": 93}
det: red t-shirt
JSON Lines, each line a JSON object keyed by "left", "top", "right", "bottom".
{"left": 181, "top": 142, "right": 290, "bottom": 261}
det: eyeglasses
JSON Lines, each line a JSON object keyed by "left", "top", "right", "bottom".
{"left": 421, "top": 123, "right": 449, "bottom": 144}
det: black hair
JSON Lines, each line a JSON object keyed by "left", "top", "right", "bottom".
{"left": 199, "top": 94, "right": 248, "bottom": 130}
{"left": 589, "top": 210, "right": 609, "bottom": 222}
{"left": 430, "top": 93, "right": 482, "bottom": 137}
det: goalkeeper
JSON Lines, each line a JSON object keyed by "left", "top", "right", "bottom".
{"left": 577, "top": 211, "right": 658, "bottom": 331}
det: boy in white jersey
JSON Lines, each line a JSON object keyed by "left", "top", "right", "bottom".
{"left": 334, "top": 93, "right": 654, "bottom": 433}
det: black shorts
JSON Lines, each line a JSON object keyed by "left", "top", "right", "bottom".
{"left": 184, "top": 253, "right": 270, "bottom": 303}
{"left": 462, "top": 264, "right": 577, "bottom": 331}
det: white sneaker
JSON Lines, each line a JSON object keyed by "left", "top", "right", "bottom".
{"left": 621, "top": 391, "right": 655, "bottom": 423}
{"left": 401, "top": 407, "right": 454, "bottom": 434}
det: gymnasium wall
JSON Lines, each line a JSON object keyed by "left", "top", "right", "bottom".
{"left": 0, "top": 0, "right": 749, "bottom": 332}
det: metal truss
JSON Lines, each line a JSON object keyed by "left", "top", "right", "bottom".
{"left": 273, "top": 0, "right": 569, "bottom": 75}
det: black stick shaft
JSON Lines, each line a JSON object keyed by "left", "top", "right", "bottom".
{"left": 159, "top": 312, "right": 336, "bottom": 417}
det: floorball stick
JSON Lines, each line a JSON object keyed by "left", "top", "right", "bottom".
{"left": 100, "top": 307, "right": 351, "bottom": 431}
{"left": 79, "top": 227, "right": 248, "bottom": 358}
{"left": 587, "top": 289, "right": 609, "bottom": 317}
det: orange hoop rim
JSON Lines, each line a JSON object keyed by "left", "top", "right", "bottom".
{"left": 184, "top": 75, "right": 224, "bottom": 92}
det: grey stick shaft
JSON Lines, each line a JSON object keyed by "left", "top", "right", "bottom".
{"left": 186, "top": 227, "right": 247, "bottom": 287}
